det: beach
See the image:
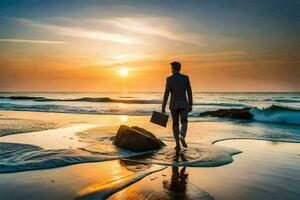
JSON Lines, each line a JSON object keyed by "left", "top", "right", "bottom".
{"left": 0, "top": 106, "right": 299, "bottom": 199}
{"left": 1, "top": 0, "right": 299, "bottom": 198}
{"left": 1, "top": 0, "right": 300, "bottom": 198}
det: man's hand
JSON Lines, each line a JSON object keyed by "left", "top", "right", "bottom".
{"left": 188, "top": 106, "right": 192, "bottom": 113}
{"left": 161, "top": 108, "right": 166, "bottom": 113}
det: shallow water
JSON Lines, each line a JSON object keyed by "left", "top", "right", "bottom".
{"left": 0, "top": 124, "right": 240, "bottom": 172}
{"left": 0, "top": 140, "right": 298, "bottom": 200}
{"left": 0, "top": 124, "right": 96, "bottom": 149}
{"left": 0, "top": 110, "right": 299, "bottom": 173}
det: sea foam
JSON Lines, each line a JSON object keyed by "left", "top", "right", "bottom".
{"left": 0, "top": 140, "right": 240, "bottom": 173}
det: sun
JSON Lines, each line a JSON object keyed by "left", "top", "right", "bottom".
{"left": 119, "top": 67, "right": 128, "bottom": 77}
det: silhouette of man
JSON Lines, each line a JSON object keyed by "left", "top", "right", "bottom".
{"left": 162, "top": 61, "right": 193, "bottom": 153}
{"left": 163, "top": 166, "right": 188, "bottom": 194}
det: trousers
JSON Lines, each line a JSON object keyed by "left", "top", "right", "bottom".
{"left": 171, "top": 108, "right": 188, "bottom": 147}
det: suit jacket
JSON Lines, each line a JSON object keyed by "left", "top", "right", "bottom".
{"left": 162, "top": 72, "right": 193, "bottom": 111}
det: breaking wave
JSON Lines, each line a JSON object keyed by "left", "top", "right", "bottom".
{"left": 0, "top": 103, "right": 153, "bottom": 115}
{"left": 194, "top": 102, "right": 245, "bottom": 107}
{"left": 0, "top": 96, "right": 161, "bottom": 104}
{"left": 251, "top": 105, "right": 300, "bottom": 125}
{"left": 224, "top": 97, "right": 300, "bottom": 103}
{"left": 270, "top": 99, "right": 300, "bottom": 103}
{"left": 0, "top": 96, "right": 245, "bottom": 107}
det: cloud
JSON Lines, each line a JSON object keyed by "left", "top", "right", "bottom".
{"left": 15, "top": 18, "right": 141, "bottom": 44}
{"left": 13, "top": 17, "right": 202, "bottom": 45}
{"left": 0, "top": 38, "right": 65, "bottom": 44}
{"left": 98, "top": 17, "right": 203, "bottom": 45}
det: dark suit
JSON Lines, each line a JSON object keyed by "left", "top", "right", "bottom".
{"left": 162, "top": 72, "right": 193, "bottom": 147}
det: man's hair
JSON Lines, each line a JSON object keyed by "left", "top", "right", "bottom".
{"left": 170, "top": 61, "right": 181, "bottom": 72}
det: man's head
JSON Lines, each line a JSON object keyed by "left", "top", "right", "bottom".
{"left": 170, "top": 61, "right": 181, "bottom": 74}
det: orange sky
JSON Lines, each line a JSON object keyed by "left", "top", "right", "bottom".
{"left": 0, "top": 1, "right": 299, "bottom": 92}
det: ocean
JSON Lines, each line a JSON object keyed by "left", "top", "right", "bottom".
{"left": 1, "top": 92, "right": 300, "bottom": 124}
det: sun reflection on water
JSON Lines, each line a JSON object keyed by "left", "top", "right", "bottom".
{"left": 120, "top": 115, "right": 128, "bottom": 123}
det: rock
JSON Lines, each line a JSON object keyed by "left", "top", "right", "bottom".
{"left": 199, "top": 107, "right": 253, "bottom": 120}
{"left": 131, "top": 126, "right": 165, "bottom": 147}
{"left": 113, "top": 125, "right": 165, "bottom": 152}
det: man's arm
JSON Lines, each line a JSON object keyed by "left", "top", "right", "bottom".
{"left": 187, "top": 77, "right": 193, "bottom": 112}
{"left": 162, "top": 78, "right": 170, "bottom": 113}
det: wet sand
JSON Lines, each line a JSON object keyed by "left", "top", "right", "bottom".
{"left": 0, "top": 110, "right": 299, "bottom": 199}
{"left": 0, "top": 139, "right": 299, "bottom": 199}
{"left": 109, "top": 140, "right": 300, "bottom": 200}
{"left": 0, "top": 124, "right": 97, "bottom": 149}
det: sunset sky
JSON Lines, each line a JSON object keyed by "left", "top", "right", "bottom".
{"left": 0, "top": 0, "right": 299, "bottom": 92}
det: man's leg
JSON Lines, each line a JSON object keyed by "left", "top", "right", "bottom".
{"left": 179, "top": 108, "right": 188, "bottom": 148}
{"left": 171, "top": 109, "right": 180, "bottom": 151}
{"left": 180, "top": 108, "right": 188, "bottom": 137}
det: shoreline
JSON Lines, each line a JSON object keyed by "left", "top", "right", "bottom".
{"left": 212, "top": 137, "right": 300, "bottom": 144}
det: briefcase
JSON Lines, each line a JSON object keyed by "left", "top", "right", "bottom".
{"left": 150, "top": 111, "right": 169, "bottom": 127}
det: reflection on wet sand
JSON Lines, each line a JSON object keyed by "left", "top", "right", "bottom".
{"left": 109, "top": 163, "right": 215, "bottom": 200}
{"left": 77, "top": 160, "right": 166, "bottom": 200}
{"left": 163, "top": 166, "right": 188, "bottom": 198}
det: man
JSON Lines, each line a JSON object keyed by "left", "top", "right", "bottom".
{"left": 162, "top": 61, "right": 193, "bottom": 153}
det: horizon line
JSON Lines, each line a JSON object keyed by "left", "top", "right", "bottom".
{"left": 0, "top": 91, "right": 299, "bottom": 93}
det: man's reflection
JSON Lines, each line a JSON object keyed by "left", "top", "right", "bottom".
{"left": 163, "top": 166, "right": 188, "bottom": 194}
